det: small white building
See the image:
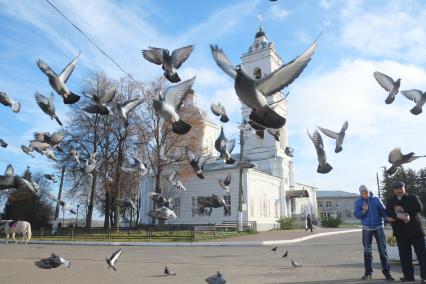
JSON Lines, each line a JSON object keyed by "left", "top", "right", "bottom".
{"left": 139, "top": 26, "right": 317, "bottom": 231}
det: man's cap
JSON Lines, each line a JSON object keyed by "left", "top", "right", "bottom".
{"left": 392, "top": 181, "right": 405, "bottom": 189}
{"left": 359, "top": 184, "right": 368, "bottom": 193}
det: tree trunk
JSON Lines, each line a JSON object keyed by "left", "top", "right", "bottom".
{"left": 104, "top": 189, "right": 111, "bottom": 228}
{"left": 86, "top": 175, "right": 97, "bottom": 228}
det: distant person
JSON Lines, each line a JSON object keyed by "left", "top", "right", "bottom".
{"left": 386, "top": 181, "right": 426, "bottom": 283}
{"left": 57, "top": 222, "right": 62, "bottom": 229}
{"left": 354, "top": 185, "right": 393, "bottom": 281}
{"left": 305, "top": 214, "right": 313, "bottom": 232}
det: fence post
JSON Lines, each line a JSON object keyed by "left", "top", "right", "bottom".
{"left": 192, "top": 226, "right": 195, "bottom": 242}
{"left": 40, "top": 227, "right": 44, "bottom": 241}
{"left": 213, "top": 224, "right": 216, "bottom": 238}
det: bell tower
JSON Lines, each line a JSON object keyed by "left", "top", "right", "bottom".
{"left": 239, "top": 24, "right": 292, "bottom": 217}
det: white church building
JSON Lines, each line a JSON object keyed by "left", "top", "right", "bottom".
{"left": 139, "top": 27, "right": 317, "bottom": 231}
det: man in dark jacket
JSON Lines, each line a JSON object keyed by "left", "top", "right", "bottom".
{"left": 386, "top": 181, "right": 426, "bottom": 283}
{"left": 354, "top": 185, "right": 393, "bottom": 280}
{"left": 305, "top": 214, "right": 313, "bottom": 232}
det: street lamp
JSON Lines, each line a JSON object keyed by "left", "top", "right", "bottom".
{"left": 75, "top": 204, "right": 80, "bottom": 227}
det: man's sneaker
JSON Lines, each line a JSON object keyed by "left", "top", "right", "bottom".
{"left": 362, "top": 274, "right": 372, "bottom": 280}
{"left": 384, "top": 273, "right": 394, "bottom": 281}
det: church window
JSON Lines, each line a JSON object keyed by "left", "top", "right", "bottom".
{"left": 253, "top": 67, "right": 262, "bottom": 79}
{"left": 223, "top": 195, "right": 231, "bottom": 216}
{"left": 335, "top": 201, "right": 340, "bottom": 209}
{"left": 318, "top": 201, "right": 323, "bottom": 208}
{"left": 326, "top": 201, "right": 332, "bottom": 208}
{"left": 174, "top": 197, "right": 181, "bottom": 217}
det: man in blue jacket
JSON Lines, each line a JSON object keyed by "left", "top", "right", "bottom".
{"left": 354, "top": 185, "right": 394, "bottom": 281}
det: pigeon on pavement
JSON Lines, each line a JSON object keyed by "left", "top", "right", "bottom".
{"left": 164, "top": 265, "right": 176, "bottom": 276}
{"left": 317, "top": 121, "right": 348, "bottom": 153}
{"left": 37, "top": 53, "right": 81, "bottom": 104}
{"left": 205, "top": 271, "right": 226, "bottom": 284}
{"left": 106, "top": 249, "right": 123, "bottom": 271}
{"left": 307, "top": 129, "right": 333, "bottom": 174}
{"left": 35, "top": 254, "right": 70, "bottom": 269}
{"left": 142, "top": 45, "right": 194, "bottom": 83}
{"left": 210, "top": 38, "right": 318, "bottom": 129}
{"left": 401, "top": 89, "right": 426, "bottom": 115}
{"left": 373, "top": 71, "right": 401, "bottom": 104}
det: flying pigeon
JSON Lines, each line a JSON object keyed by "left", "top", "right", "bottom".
{"left": 142, "top": 45, "right": 194, "bottom": 83}
{"left": 43, "top": 148, "right": 58, "bottom": 162}
{"left": 307, "top": 129, "right": 333, "bottom": 174}
{"left": 121, "top": 155, "right": 148, "bottom": 175}
{"left": 83, "top": 103, "right": 113, "bottom": 115}
{"left": 0, "top": 139, "right": 7, "bottom": 148}
{"left": 218, "top": 173, "right": 231, "bottom": 192}
{"left": 284, "top": 147, "right": 294, "bottom": 158}
{"left": 0, "top": 165, "right": 38, "bottom": 193}
{"left": 149, "top": 192, "right": 172, "bottom": 208}
{"left": 152, "top": 77, "right": 196, "bottom": 135}
{"left": 210, "top": 39, "right": 318, "bottom": 129}
{"left": 30, "top": 140, "right": 51, "bottom": 154}
{"left": 267, "top": 128, "right": 280, "bottom": 142}
{"left": 43, "top": 174, "right": 57, "bottom": 182}
{"left": 148, "top": 206, "right": 177, "bottom": 220}
{"left": 215, "top": 127, "right": 236, "bottom": 164}
{"left": 33, "top": 131, "right": 65, "bottom": 152}
{"left": 47, "top": 193, "right": 65, "bottom": 207}
{"left": 84, "top": 158, "right": 104, "bottom": 177}
{"left": 0, "top": 91, "right": 20, "bottom": 112}
{"left": 386, "top": 148, "right": 426, "bottom": 175}
{"left": 167, "top": 171, "right": 186, "bottom": 191}
{"left": 197, "top": 194, "right": 227, "bottom": 210}
{"left": 35, "top": 254, "right": 70, "bottom": 269}
{"left": 115, "top": 198, "right": 136, "bottom": 211}
{"left": 186, "top": 148, "right": 212, "bottom": 179}
{"left": 69, "top": 148, "right": 80, "bottom": 164}
{"left": 282, "top": 251, "right": 288, "bottom": 259}
{"left": 106, "top": 249, "right": 123, "bottom": 271}
{"left": 192, "top": 206, "right": 213, "bottom": 216}
{"left": 205, "top": 271, "right": 226, "bottom": 284}
{"left": 373, "top": 71, "right": 401, "bottom": 104}
{"left": 211, "top": 102, "right": 229, "bottom": 122}
{"left": 83, "top": 87, "right": 116, "bottom": 105}
{"left": 21, "top": 145, "right": 34, "bottom": 158}
{"left": 401, "top": 89, "right": 426, "bottom": 115}
{"left": 291, "top": 259, "right": 301, "bottom": 268}
{"left": 34, "top": 92, "right": 62, "bottom": 125}
{"left": 317, "top": 121, "right": 348, "bottom": 153}
{"left": 116, "top": 98, "right": 144, "bottom": 125}
{"left": 36, "top": 53, "right": 81, "bottom": 104}
{"left": 164, "top": 265, "right": 176, "bottom": 276}
{"left": 247, "top": 120, "right": 265, "bottom": 139}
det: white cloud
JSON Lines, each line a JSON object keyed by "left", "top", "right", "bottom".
{"left": 319, "top": 0, "right": 333, "bottom": 10}
{"left": 288, "top": 58, "right": 426, "bottom": 192}
{"left": 339, "top": 1, "right": 426, "bottom": 63}
{"left": 270, "top": 6, "right": 290, "bottom": 20}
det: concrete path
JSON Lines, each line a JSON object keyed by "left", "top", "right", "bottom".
{"left": 0, "top": 230, "right": 418, "bottom": 284}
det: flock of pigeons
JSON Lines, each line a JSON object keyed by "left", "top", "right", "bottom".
{"left": 36, "top": 248, "right": 227, "bottom": 283}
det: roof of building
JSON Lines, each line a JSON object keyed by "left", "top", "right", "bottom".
{"left": 317, "top": 190, "right": 358, "bottom": 198}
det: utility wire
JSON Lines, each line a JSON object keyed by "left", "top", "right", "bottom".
{"left": 45, "top": 0, "right": 145, "bottom": 90}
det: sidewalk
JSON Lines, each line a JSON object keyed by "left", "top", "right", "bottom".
{"left": 27, "top": 227, "right": 361, "bottom": 247}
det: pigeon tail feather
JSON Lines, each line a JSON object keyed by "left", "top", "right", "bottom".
{"left": 317, "top": 163, "right": 333, "bottom": 174}
{"left": 249, "top": 107, "right": 286, "bottom": 129}
{"left": 410, "top": 106, "right": 422, "bottom": 115}
{"left": 63, "top": 92, "right": 80, "bottom": 104}
{"left": 11, "top": 101, "right": 20, "bottom": 113}
{"left": 386, "top": 165, "right": 397, "bottom": 176}
{"left": 55, "top": 116, "right": 63, "bottom": 126}
{"left": 172, "top": 119, "right": 191, "bottom": 135}
{"left": 220, "top": 115, "right": 229, "bottom": 123}
{"left": 196, "top": 171, "right": 205, "bottom": 179}
{"left": 385, "top": 95, "right": 395, "bottom": 104}
{"left": 335, "top": 145, "right": 343, "bottom": 153}
{"left": 226, "top": 157, "right": 235, "bottom": 164}
{"left": 165, "top": 72, "right": 181, "bottom": 83}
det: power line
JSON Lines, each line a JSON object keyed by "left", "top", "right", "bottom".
{"left": 45, "top": 0, "right": 145, "bottom": 90}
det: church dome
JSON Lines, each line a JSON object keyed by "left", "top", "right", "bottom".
{"left": 255, "top": 27, "right": 267, "bottom": 38}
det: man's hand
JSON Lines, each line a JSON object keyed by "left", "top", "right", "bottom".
{"left": 362, "top": 203, "right": 369, "bottom": 212}
{"left": 387, "top": 217, "right": 396, "bottom": 223}
{"left": 397, "top": 212, "right": 410, "bottom": 223}
{"left": 394, "top": 206, "right": 404, "bottom": 212}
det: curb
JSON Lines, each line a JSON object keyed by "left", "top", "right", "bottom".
{"left": 27, "top": 229, "right": 361, "bottom": 247}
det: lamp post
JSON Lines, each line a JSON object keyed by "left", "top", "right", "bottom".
{"left": 238, "top": 127, "right": 244, "bottom": 231}
{"left": 75, "top": 204, "right": 80, "bottom": 227}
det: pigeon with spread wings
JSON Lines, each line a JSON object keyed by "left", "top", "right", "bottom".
{"left": 401, "top": 89, "right": 426, "bottom": 115}
{"left": 307, "top": 129, "right": 333, "bottom": 174}
{"left": 186, "top": 148, "right": 211, "bottom": 179}
{"left": 35, "top": 92, "right": 62, "bottom": 126}
{"left": 386, "top": 148, "right": 426, "bottom": 176}
{"left": 215, "top": 127, "right": 235, "bottom": 164}
{"left": 142, "top": 45, "right": 194, "bottom": 83}
{"left": 210, "top": 37, "right": 318, "bottom": 129}
{"left": 317, "top": 121, "right": 348, "bottom": 153}
{"left": 211, "top": 102, "right": 229, "bottom": 123}
{"left": 37, "top": 53, "right": 81, "bottom": 104}
{"left": 0, "top": 91, "right": 20, "bottom": 112}
{"left": 373, "top": 71, "right": 401, "bottom": 104}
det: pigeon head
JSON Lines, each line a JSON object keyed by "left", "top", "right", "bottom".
{"left": 396, "top": 78, "right": 401, "bottom": 85}
{"left": 236, "top": 65, "right": 242, "bottom": 73}
{"left": 152, "top": 99, "right": 162, "bottom": 112}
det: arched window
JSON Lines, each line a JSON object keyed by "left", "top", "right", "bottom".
{"left": 253, "top": 67, "right": 262, "bottom": 79}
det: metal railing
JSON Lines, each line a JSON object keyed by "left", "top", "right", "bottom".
{"left": 30, "top": 222, "right": 257, "bottom": 243}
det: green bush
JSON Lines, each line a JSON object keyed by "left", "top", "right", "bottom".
{"left": 321, "top": 217, "right": 342, "bottom": 228}
{"left": 277, "top": 217, "right": 297, "bottom": 230}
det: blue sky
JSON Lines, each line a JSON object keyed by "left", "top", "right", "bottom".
{"left": 1, "top": 0, "right": 426, "bottom": 219}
